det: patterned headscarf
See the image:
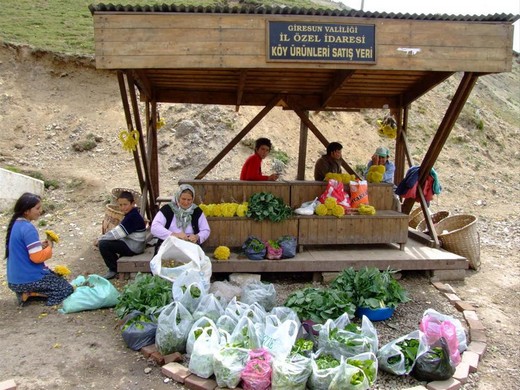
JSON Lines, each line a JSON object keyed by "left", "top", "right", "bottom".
{"left": 170, "top": 184, "right": 197, "bottom": 231}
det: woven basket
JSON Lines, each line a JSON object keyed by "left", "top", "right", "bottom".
{"left": 435, "top": 214, "right": 480, "bottom": 270}
{"left": 102, "top": 204, "right": 125, "bottom": 234}
{"left": 416, "top": 211, "right": 451, "bottom": 232}
{"left": 408, "top": 207, "right": 424, "bottom": 229}
{"left": 111, "top": 187, "right": 141, "bottom": 204}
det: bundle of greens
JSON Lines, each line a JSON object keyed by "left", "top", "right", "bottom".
{"left": 246, "top": 192, "right": 293, "bottom": 222}
{"left": 387, "top": 338, "right": 420, "bottom": 372}
{"left": 115, "top": 273, "right": 172, "bottom": 318}
{"left": 291, "top": 338, "right": 314, "bottom": 357}
{"left": 347, "top": 356, "right": 377, "bottom": 386}
{"left": 331, "top": 267, "right": 409, "bottom": 309}
{"left": 284, "top": 287, "right": 356, "bottom": 324}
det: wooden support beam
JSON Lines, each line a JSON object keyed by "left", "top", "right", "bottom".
{"left": 235, "top": 70, "right": 247, "bottom": 111}
{"left": 297, "top": 112, "right": 309, "bottom": 180}
{"left": 117, "top": 71, "right": 145, "bottom": 192}
{"left": 402, "top": 72, "right": 454, "bottom": 106}
{"left": 132, "top": 70, "right": 154, "bottom": 101}
{"left": 286, "top": 99, "right": 359, "bottom": 178}
{"left": 195, "top": 94, "right": 283, "bottom": 179}
{"left": 149, "top": 100, "right": 159, "bottom": 215}
{"left": 320, "top": 70, "right": 355, "bottom": 109}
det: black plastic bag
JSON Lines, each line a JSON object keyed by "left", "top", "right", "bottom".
{"left": 278, "top": 235, "right": 297, "bottom": 259}
{"left": 411, "top": 337, "right": 455, "bottom": 382}
{"left": 242, "top": 236, "right": 266, "bottom": 260}
{"left": 121, "top": 310, "right": 158, "bottom": 351}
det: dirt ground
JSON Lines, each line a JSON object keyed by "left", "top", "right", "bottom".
{"left": 0, "top": 43, "right": 519, "bottom": 389}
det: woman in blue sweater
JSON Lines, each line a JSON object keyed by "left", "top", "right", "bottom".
{"left": 5, "top": 192, "right": 73, "bottom": 306}
{"left": 95, "top": 191, "right": 147, "bottom": 279}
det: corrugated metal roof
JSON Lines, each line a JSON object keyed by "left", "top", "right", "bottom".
{"left": 89, "top": 3, "right": 519, "bottom": 22}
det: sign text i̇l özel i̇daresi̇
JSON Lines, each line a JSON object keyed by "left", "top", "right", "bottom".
{"left": 268, "top": 21, "right": 375, "bottom": 63}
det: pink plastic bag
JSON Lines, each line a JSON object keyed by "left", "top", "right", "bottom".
{"left": 420, "top": 315, "right": 461, "bottom": 365}
{"left": 265, "top": 240, "right": 283, "bottom": 260}
{"left": 240, "top": 348, "right": 272, "bottom": 390}
{"left": 319, "top": 179, "right": 351, "bottom": 210}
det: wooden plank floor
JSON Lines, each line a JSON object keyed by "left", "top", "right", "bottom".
{"left": 117, "top": 237, "right": 467, "bottom": 275}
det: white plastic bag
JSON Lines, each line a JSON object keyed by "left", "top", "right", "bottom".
{"left": 150, "top": 236, "right": 211, "bottom": 285}
{"left": 421, "top": 308, "right": 467, "bottom": 353}
{"left": 241, "top": 281, "right": 277, "bottom": 311}
{"left": 192, "top": 293, "right": 224, "bottom": 322}
{"left": 155, "top": 301, "right": 194, "bottom": 355}
{"left": 262, "top": 314, "right": 299, "bottom": 360}
{"left": 186, "top": 316, "right": 218, "bottom": 356}
{"left": 377, "top": 330, "right": 429, "bottom": 375}
{"left": 189, "top": 326, "right": 222, "bottom": 378}
{"left": 295, "top": 197, "right": 319, "bottom": 215}
{"left": 271, "top": 353, "right": 312, "bottom": 390}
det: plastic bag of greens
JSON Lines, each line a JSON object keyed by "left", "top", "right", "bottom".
{"left": 377, "top": 330, "right": 429, "bottom": 375}
{"left": 59, "top": 274, "right": 120, "bottom": 314}
{"left": 155, "top": 301, "right": 193, "bottom": 355}
{"left": 329, "top": 357, "right": 369, "bottom": 390}
{"left": 172, "top": 270, "right": 207, "bottom": 314}
{"left": 277, "top": 235, "right": 297, "bottom": 259}
{"left": 224, "top": 296, "right": 250, "bottom": 322}
{"left": 120, "top": 310, "right": 157, "bottom": 351}
{"left": 241, "top": 348, "right": 273, "bottom": 390}
{"left": 213, "top": 346, "right": 250, "bottom": 388}
{"left": 186, "top": 316, "right": 218, "bottom": 356}
{"left": 262, "top": 314, "right": 299, "bottom": 360}
{"left": 192, "top": 293, "right": 223, "bottom": 322}
{"left": 411, "top": 337, "right": 456, "bottom": 382}
{"left": 420, "top": 310, "right": 461, "bottom": 364}
{"left": 229, "top": 316, "right": 262, "bottom": 349}
{"left": 421, "top": 308, "right": 467, "bottom": 353}
{"left": 188, "top": 326, "right": 222, "bottom": 378}
{"left": 308, "top": 349, "right": 341, "bottom": 390}
{"left": 241, "top": 281, "right": 277, "bottom": 311}
{"left": 270, "top": 306, "right": 301, "bottom": 330}
{"left": 216, "top": 314, "right": 238, "bottom": 335}
{"left": 271, "top": 353, "right": 312, "bottom": 390}
{"left": 346, "top": 352, "right": 378, "bottom": 387}
{"left": 242, "top": 236, "right": 266, "bottom": 260}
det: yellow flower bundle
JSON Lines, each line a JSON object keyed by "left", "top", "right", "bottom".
{"left": 236, "top": 203, "right": 248, "bottom": 217}
{"left": 324, "top": 197, "right": 337, "bottom": 210}
{"left": 221, "top": 203, "right": 239, "bottom": 217}
{"left": 44, "top": 230, "right": 60, "bottom": 243}
{"left": 359, "top": 204, "right": 376, "bottom": 215}
{"left": 156, "top": 118, "right": 165, "bottom": 130}
{"left": 332, "top": 205, "right": 345, "bottom": 217}
{"left": 324, "top": 173, "right": 356, "bottom": 184}
{"left": 366, "top": 165, "right": 386, "bottom": 183}
{"left": 118, "top": 129, "right": 140, "bottom": 152}
{"left": 214, "top": 246, "right": 231, "bottom": 260}
{"left": 54, "top": 265, "right": 71, "bottom": 277}
{"left": 315, "top": 203, "right": 328, "bottom": 216}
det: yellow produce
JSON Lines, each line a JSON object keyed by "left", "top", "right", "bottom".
{"left": 236, "top": 203, "right": 248, "bottom": 217}
{"left": 332, "top": 205, "right": 345, "bottom": 217}
{"left": 324, "top": 197, "right": 337, "bottom": 210}
{"left": 359, "top": 204, "right": 376, "bottom": 215}
{"left": 44, "top": 230, "right": 60, "bottom": 243}
{"left": 212, "top": 203, "right": 223, "bottom": 217}
{"left": 214, "top": 246, "right": 231, "bottom": 260}
{"left": 54, "top": 265, "right": 71, "bottom": 277}
{"left": 315, "top": 203, "right": 328, "bottom": 216}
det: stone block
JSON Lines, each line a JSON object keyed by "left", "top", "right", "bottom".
{"left": 443, "top": 283, "right": 457, "bottom": 294}
{"left": 431, "top": 282, "right": 450, "bottom": 293}
{"left": 164, "top": 352, "right": 183, "bottom": 364}
{"left": 452, "top": 361, "right": 470, "bottom": 384}
{"left": 461, "top": 350, "right": 480, "bottom": 373}
{"left": 321, "top": 272, "right": 340, "bottom": 284}
{"left": 229, "top": 273, "right": 261, "bottom": 287}
{"left": 430, "top": 269, "right": 466, "bottom": 282}
{"left": 0, "top": 379, "right": 17, "bottom": 390}
{"left": 150, "top": 351, "right": 165, "bottom": 365}
{"left": 140, "top": 344, "right": 157, "bottom": 358}
{"left": 426, "top": 378, "right": 462, "bottom": 390}
{"left": 161, "top": 362, "right": 191, "bottom": 383}
{"left": 444, "top": 293, "right": 461, "bottom": 303}
{"left": 463, "top": 310, "right": 478, "bottom": 321}
{"left": 453, "top": 300, "right": 476, "bottom": 312}
{"left": 469, "top": 328, "right": 487, "bottom": 343}
{"left": 466, "top": 341, "right": 487, "bottom": 358}
{"left": 466, "top": 318, "right": 485, "bottom": 331}
{"left": 184, "top": 374, "right": 218, "bottom": 390}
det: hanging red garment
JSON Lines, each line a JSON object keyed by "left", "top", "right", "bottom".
{"left": 401, "top": 175, "right": 435, "bottom": 202}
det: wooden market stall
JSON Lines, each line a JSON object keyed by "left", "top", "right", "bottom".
{"left": 89, "top": 4, "right": 518, "bottom": 278}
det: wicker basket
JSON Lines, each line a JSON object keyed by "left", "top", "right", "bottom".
{"left": 435, "top": 214, "right": 480, "bottom": 270}
{"left": 102, "top": 204, "right": 125, "bottom": 234}
{"left": 416, "top": 211, "right": 451, "bottom": 232}
{"left": 408, "top": 207, "right": 424, "bottom": 229}
{"left": 111, "top": 187, "right": 141, "bottom": 204}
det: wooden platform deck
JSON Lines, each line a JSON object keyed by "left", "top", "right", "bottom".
{"left": 117, "top": 236, "right": 468, "bottom": 280}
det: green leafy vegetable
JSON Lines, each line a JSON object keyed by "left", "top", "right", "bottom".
{"left": 291, "top": 338, "right": 314, "bottom": 355}
{"left": 115, "top": 273, "right": 172, "bottom": 318}
{"left": 347, "top": 358, "right": 377, "bottom": 385}
{"left": 331, "top": 267, "right": 409, "bottom": 309}
{"left": 246, "top": 192, "right": 293, "bottom": 222}
{"left": 315, "top": 354, "right": 340, "bottom": 370}
{"left": 284, "top": 287, "right": 356, "bottom": 324}
{"left": 388, "top": 338, "right": 420, "bottom": 371}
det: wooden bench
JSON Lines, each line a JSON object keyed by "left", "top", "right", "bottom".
{"left": 168, "top": 179, "right": 407, "bottom": 250}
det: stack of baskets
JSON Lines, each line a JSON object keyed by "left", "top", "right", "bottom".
{"left": 416, "top": 211, "right": 450, "bottom": 233}
{"left": 408, "top": 207, "right": 424, "bottom": 229}
{"left": 434, "top": 214, "right": 480, "bottom": 270}
{"left": 101, "top": 187, "right": 142, "bottom": 234}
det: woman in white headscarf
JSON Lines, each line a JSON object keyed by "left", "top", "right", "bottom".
{"left": 151, "top": 184, "right": 210, "bottom": 253}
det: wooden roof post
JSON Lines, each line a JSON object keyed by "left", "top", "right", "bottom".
{"left": 393, "top": 106, "right": 406, "bottom": 185}
{"left": 297, "top": 111, "right": 309, "bottom": 180}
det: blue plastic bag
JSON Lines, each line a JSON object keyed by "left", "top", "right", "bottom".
{"left": 59, "top": 274, "right": 120, "bottom": 314}
{"left": 242, "top": 236, "right": 266, "bottom": 260}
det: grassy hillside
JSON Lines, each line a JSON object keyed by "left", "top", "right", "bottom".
{"left": 0, "top": 0, "right": 346, "bottom": 55}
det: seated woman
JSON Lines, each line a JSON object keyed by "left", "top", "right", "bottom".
{"left": 151, "top": 184, "right": 210, "bottom": 254}
{"left": 363, "top": 146, "right": 395, "bottom": 184}
{"left": 95, "top": 191, "right": 147, "bottom": 279}
{"left": 5, "top": 192, "right": 74, "bottom": 306}
{"left": 240, "top": 137, "right": 279, "bottom": 181}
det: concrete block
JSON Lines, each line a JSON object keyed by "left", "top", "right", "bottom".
{"left": 461, "top": 351, "right": 480, "bottom": 373}
{"left": 444, "top": 293, "right": 461, "bottom": 303}
{"left": 466, "top": 341, "right": 487, "bottom": 358}
{"left": 452, "top": 361, "right": 470, "bottom": 384}
{"left": 463, "top": 310, "right": 478, "bottom": 321}
{"left": 430, "top": 269, "right": 466, "bottom": 282}
{"left": 321, "top": 272, "right": 340, "bottom": 284}
{"left": 431, "top": 282, "right": 450, "bottom": 293}
{"left": 184, "top": 374, "right": 218, "bottom": 390}
{"left": 161, "top": 362, "right": 191, "bottom": 383}
{"left": 0, "top": 168, "right": 44, "bottom": 211}
{"left": 469, "top": 328, "right": 487, "bottom": 343}
{"left": 229, "top": 273, "right": 261, "bottom": 287}
{"left": 0, "top": 379, "right": 17, "bottom": 390}
{"left": 426, "top": 378, "right": 462, "bottom": 390}
{"left": 453, "top": 301, "right": 476, "bottom": 312}
{"left": 140, "top": 344, "right": 157, "bottom": 358}
{"left": 443, "top": 283, "right": 457, "bottom": 294}
{"left": 466, "top": 318, "right": 485, "bottom": 331}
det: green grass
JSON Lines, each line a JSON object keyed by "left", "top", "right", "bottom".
{"left": 0, "top": 0, "right": 342, "bottom": 55}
